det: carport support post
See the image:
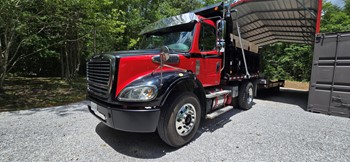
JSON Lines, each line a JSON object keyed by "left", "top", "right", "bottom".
{"left": 316, "top": 0, "right": 322, "bottom": 34}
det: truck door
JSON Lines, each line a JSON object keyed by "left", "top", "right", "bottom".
{"left": 195, "top": 22, "right": 221, "bottom": 87}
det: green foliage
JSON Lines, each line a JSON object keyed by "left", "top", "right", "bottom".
{"left": 321, "top": 1, "right": 350, "bottom": 32}
{"left": 1, "top": 0, "right": 209, "bottom": 78}
{"left": 1, "top": 0, "right": 350, "bottom": 84}
{"left": 260, "top": 43, "right": 312, "bottom": 82}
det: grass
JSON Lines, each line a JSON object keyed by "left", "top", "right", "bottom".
{"left": 0, "top": 77, "right": 86, "bottom": 112}
{"left": 284, "top": 80, "right": 309, "bottom": 90}
{"left": 0, "top": 77, "right": 310, "bottom": 112}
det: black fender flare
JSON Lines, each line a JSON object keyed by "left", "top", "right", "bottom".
{"left": 113, "top": 70, "right": 206, "bottom": 111}
{"left": 159, "top": 72, "right": 206, "bottom": 117}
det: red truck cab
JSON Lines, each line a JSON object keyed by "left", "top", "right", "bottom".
{"left": 87, "top": 3, "right": 259, "bottom": 147}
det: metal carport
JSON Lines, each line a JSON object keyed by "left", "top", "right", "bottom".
{"left": 230, "top": 0, "right": 322, "bottom": 46}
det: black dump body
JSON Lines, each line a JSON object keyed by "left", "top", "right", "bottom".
{"left": 308, "top": 32, "right": 350, "bottom": 118}
{"left": 223, "top": 46, "right": 259, "bottom": 77}
{"left": 223, "top": 12, "right": 260, "bottom": 78}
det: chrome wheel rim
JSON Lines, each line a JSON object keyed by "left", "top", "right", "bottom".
{"left": 248, "top": 87, "right": 253, "bottom": 104}
{"left": 175, "top": 103, "right": 196, "bottom": 136}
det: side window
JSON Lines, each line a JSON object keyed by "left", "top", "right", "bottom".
{"left": 199, "top": 23, "right": 216, "bottom": 51}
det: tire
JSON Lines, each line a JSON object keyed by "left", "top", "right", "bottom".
{"left": 158, "top": 92, "right": 201, "bottom": 147}
{"left": 238, "top": 81, "right": 254, "bottom": 110}
{"left": 273, "top": 86, "right": 280, "bottom": 92}
{"left": 231, "top": 97, "right": 239, "bottom": 108}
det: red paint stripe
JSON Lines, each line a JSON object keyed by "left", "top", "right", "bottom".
{"left": 226, "top": 94, "right": 232, "bottom": 105}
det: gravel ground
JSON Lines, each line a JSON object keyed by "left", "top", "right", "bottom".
{"left": 1, "top": 88, "right": 349, "bottom": 162}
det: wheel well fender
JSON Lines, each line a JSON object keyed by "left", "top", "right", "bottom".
{"left": 160, "top": 78, "right": 206, "bottom": 118}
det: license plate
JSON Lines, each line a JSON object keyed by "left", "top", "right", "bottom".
{"left": 90, "top": 102, "right": 106, "bottom": 120}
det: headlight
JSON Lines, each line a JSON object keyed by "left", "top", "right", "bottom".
{"left": 118, "top": 85, "right": 158, "bottom": 102}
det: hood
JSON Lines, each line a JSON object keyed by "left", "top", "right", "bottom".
{"left": 103, "top": 49, "right": 161, "bottom": 58}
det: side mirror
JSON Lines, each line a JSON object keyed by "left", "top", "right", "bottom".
{"left": 160, "top": 46, "right": 170, "bottom": 63}
{"left": 159, "top": 46, "right": 170, "bottom": 86}
{"left": 216, "top": 19, "right": 226, "bottom": 52}
{"left": 152, "top": 46, "right": 170, "bottom": 65}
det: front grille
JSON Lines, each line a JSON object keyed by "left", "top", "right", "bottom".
{"left": 87, "top": 55, "right": 113, "bottom": 99}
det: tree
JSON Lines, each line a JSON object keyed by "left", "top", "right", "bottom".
{"left": 0, "top": 0, "right": 234, "bottom": 93}
{"left": 260, "top": 43, "right": 312, "bottom": 82}
{"left": 321, "top": 1, "right": 350, "bottom": 32}
{"left": 0, "top": 0, "right": 36, "bottom": 92}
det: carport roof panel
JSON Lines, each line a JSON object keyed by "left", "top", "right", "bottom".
{"left": 230, "top": 0, "right": 321, "bottom": 46}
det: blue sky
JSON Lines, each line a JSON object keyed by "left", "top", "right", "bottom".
{"left": 329, "top": 0, "right": 345, "bottom": 8}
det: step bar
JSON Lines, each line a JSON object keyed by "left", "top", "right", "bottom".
{"left": 206, "top": 106, "right": 233, "bottom": 119}
{"left": 205, "top": 90, "right": 231, "bottom": 98}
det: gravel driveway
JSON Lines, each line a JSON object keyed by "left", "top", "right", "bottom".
{"left": 1, "top": 88, "right": 349, "bottom": 162}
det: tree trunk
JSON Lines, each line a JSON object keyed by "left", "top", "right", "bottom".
{"left": 0, "top": 50, "right": 9, "bottom": 94}
{"left": 0, "top": 39, "right": 4, "bottom": 93}
{"left": 69, "top": 41, "right": 74, "bottom": 79}
{"left": 72, "top": 27, "right": 80, "bottom": 78}
{"left": 0, "top": 72, "right": 5, "bottom": 94}
{"left": 0, "top": 30, "right": 12, "bottom": 94}
{"left": 65, "top": 46, "right": 70, "bottom": 81}
{"left": 63, "top": 24, "right": 70, "bottom": 81}
{"left": 60, "top": 47, "right": 64, "bottom": 79}
{"left": 75, "top": 40, "right": 81, "bottom": 77}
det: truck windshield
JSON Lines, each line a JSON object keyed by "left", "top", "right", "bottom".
{"left": 139, "top": 31, "right": 194, "bottom": 52}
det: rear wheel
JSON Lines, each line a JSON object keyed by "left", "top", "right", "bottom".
{"left": 158, "top": 92, "right": 201, "bottom": 147}
{"left": 273, "top": 86, "right": 280, "bottom": 92}
{"left": 238, "top": 82, "right": 254, "bottom": 110}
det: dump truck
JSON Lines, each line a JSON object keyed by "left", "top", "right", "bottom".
{"left": 87, "top": 1, "right": 321, "bottom": 147}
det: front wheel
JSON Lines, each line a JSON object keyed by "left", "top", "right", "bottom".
{"left": 158, "top": 92, "right": 201, "bottom": 147}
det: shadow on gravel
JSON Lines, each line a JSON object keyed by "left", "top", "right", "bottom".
{"left": 95, "top": 122, "right": 176, "bottom": 159}
{"left": 199, "top": 108, "right": 243, "bottom": 133}
{"left": 256, "top": 88, "right": 308, "bottom": 110}
{"left": 95, "top": 107, "right": 244, "bottom": 159}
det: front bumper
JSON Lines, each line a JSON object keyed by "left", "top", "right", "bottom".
{"left": 88, "top": 101, "right": 160, "bottom": 133}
